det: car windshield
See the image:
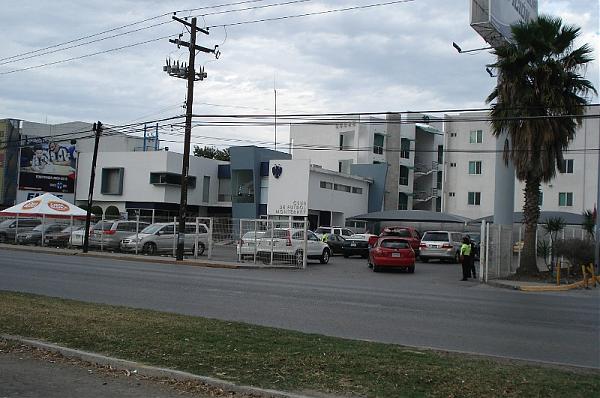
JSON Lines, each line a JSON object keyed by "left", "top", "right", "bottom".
{"left": 383, "top": 228, "right": 411, "bottom": 237}
{"left": 93, "top": 221, "right": 114, "bottom": 231}
{"left": 422, "top": 232, "right": 450, "bottom": 242}
{"left": 381, "top": 239, "right": 410, "bottom": 249}
{"left": 140, "top": 224, "right": 165, "bottom": 234}
{"left": 262, "top": 229, "right": 290, "bottom": 239}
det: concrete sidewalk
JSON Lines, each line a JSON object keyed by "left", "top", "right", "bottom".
{"left": 487, "top": 277, "right": 600, "bottom": 292}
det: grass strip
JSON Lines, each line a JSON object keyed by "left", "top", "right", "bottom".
{"left": 0, "top": 291, "right": 598, "bottom": 398}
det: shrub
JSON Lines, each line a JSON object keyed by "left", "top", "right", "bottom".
{"left": 554, "top": 239, "right": 594, "bottom": 276}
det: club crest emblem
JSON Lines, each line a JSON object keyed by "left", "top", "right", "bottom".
{"left": 271, "top": 164, "right": 283, "bottom": 179}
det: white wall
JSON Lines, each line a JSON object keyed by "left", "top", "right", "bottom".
{"left": 75, "top": 151, "right": 226, "bottom": 209}
{"left": 308, "top": 169, "right": 370, "bottom": 220}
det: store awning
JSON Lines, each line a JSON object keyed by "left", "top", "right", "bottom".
{"left": 0, "top": 193, "right": 87, "bottom": 219}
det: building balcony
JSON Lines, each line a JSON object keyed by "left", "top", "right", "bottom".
{"left": 413, "top": 161, "right": 439, "bottom": 178}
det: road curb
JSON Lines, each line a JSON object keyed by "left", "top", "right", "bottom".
{"left": 0, "top": 244, "right": 296, "bottom": 270}
{"left": 486, "top": 277, "right": 600, "bottom": 292}
{"left": 1, "top": 334, "right": 315, "bottom": 398}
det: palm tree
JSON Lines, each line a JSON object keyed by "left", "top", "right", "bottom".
{"left": 486, "top": 15, "right": 596, "bottom": 276}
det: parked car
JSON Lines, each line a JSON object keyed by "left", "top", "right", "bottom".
{"left": 90, "top": 220, "right": 150, "bottom": 250}
{"left": 0, "top": 218, "right": 42, "bottom": 243}
{"left": 120, "top": 222, "right": 209, "bottom": 255}
{"left": 419, "top": 231, "right": 464, "bottom": 263}
{"left": 324, "top": 234, "right": 346, "bottom": 255}
{"left": 237, "top": 230, "right": 266, "bottom": 259}
{"left": 314, "top": 226, "right": 354, "bottom": 239}
{"left": 368, "top": 226, "right": 421, "bottom": 256}
{"left": 369, "top": 237, "right": 416, "bottom": 273}
{"left": 16, "top": 223, "right": 68, "bottom": 245}
{"left": 342, "top": 234, "right": 376, "bottom": 258}
{"left": 44, "top": 226, "right": 84, "bottom": 247}
{"left": 256, "top": 228, "right": 331, "bottom": 265}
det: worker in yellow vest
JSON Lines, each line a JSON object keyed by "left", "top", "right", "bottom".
{"left": 460, "top": 236, "right": 472, "bottom": 281}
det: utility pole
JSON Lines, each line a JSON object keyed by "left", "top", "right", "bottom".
{"left": 166, "top": 16, "right": 219, "bottom": 261}
{"left": 82, "top": 121, "right": 102, "bottom": 253}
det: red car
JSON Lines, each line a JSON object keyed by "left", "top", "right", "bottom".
{"left": 368, "top": 237, "right": 416, "bottom": 273}
{"left": 368, "top": 226, "right": 421, "bottom": 256}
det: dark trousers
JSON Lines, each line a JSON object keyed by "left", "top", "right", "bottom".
{"left": 469, "top": 256, "right": 476, "bottom": 278}
{"left": 461, "top": 255, "right": 471, "bottom": 279}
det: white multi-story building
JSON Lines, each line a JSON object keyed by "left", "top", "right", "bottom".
{"left": 290, "top": 113, "right": 444, "bottom": 212}
{"left": 443, "top": 105, "right": 600, "bottom": 219}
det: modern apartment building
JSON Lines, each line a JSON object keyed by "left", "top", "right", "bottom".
{"left": 443, "top": 105, "right": 600, "bottom": 220}
{"left": 290, "top": 113, "right": 445, "bottom": 212}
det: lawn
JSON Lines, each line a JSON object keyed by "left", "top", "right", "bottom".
{"left": 0, "top": 291, "right": 597, "bottom": 397}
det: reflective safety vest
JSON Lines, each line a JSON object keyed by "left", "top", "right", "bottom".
{"left": 460, "top": 243, "right": 472, "bottom": 256}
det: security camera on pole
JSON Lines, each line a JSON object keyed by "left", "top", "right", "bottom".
{"left": 165, "top": 16, "right": 220, "bottom": 261}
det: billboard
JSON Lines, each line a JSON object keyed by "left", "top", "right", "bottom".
{"left": 471, "top": 0, "right": 538, "bottom": 47}
{"left": 18, "top": 137, "right": 77, "bottom": 198}
{"left": 267, "top": 159, "right": 310, "bottom": 217}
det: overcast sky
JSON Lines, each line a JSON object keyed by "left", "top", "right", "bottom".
{"left": 1, "top": 0, "right": 598, "bottom": 152}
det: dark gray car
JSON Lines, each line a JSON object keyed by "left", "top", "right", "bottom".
{"left": 0, "top": 218, "right": 42, "bottom": 243}
{"left": 16, "top": 223, "right": 69, "bottom": 245}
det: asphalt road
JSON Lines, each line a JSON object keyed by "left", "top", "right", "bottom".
{"left": 1, "top": 248, "right": 598, "bottom": 368}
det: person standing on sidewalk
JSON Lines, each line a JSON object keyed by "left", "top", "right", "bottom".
{"left": 460, "top": 237, "right": 472, "bottom": 281}
{"left": 466, "top": 235, "right": 477, "bottom": 279}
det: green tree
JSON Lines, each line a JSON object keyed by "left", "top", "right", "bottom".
{"left": 582, "top": 209, "right": 596, "bottom": 239}
{"left": 543, "top": 217, "right": 565, "bottom": 271}
{"left": 193, "top": 146, "right": 230, "bottom": 161}
{"left": 486, "top": 15, "right": 596, "bottom": 275}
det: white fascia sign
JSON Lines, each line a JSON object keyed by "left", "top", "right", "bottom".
{"left": 267, "top": 159, "right": 310, "bottom": 217}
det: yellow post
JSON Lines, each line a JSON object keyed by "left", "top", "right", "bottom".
{"left": 588, "top": 263, "right": 597, "bottom": 287}
{"left": 556, "top": 261, "right": 561, "bottom": 286}
{"left": 582, "top": 265, "right": 588, "bottom": 289}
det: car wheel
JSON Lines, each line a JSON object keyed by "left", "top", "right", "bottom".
{"left": 295, "top": 250, "right": 304, "bottom": 266}
{"left": 320, "top": 249, "right": 330, "bottom": 264}
{"left": 143, "top": 242, "right": 157, "bottom": 255}
{"left": 421, "top": 257, "right": 429, "bottom": 263}
{"left": 408, "top": 265, "right": 415, "bottom": 274}
{"left": 195, "top": 242, "right": 205, "bottom": 256}
{"left": 343, "top": 251, "right": 349, "bottom": 258}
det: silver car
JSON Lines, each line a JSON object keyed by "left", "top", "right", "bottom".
{"left": 89, "top": 220, "right": 149, "bottom": 250}
{"left": 120, "top": 222, "right": 209, "bottom": 256}
{"left": 419, "top": 231, "right": 464, "bottom": 263}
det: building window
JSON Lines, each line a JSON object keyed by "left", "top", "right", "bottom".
{"left": 437, "top": 171, "right": 443, "bottom": 190}
{"left": 352, "top": 187, "right": 363, "bottom": 194}
{"left": 150, "top": 172, "right": 196, "bottom": 188}
{"left": 399, "top": 165, "right": 409, "bottom": 186}
{"left": 469, "top": 130, "right": 483, "bottom": 143}
{"left": 468, "top": 192, "right": 481, "bottom": 206}
{"left": 450, "top": 162, "right": 457, "bottom": 167}
{"left": 468, "top": 161, "right": 482, "bottom": 175}
{"left": 334, "top": 183, "right": 351, "bottom": 193}
{"left": 202, "top": 176, "right": 210, "bottom": 203}
{"left": 398, "top": 192, "right": 408, "bottom": 210}
{"left": 450, "top": 133, "right": 457, "bottom": 137}
{"left": 448, "top": 192, "right": 456, "bottom": 197}
{"left": 436, "top": 197, "right": 441, "bottom": 212}
{"left": 320, "top": 181, "right": 333, "bottom": 190}
{"left": 560, "top": 159, "right": 574, "bottom": 174}
{"left": 400, "top": 138, "right": 410, "bottom": 159}
{"left": 232, "top": 169, "right": 254, "bottom": 204}
{"left": 558, "top": 192, "right": 573, "bottom": 207}
{"left": 373, "top": 133, "right": 384, "bottom": 155}
{"left": 338, "top": 159, "right": 352, "bottom": 174}
{"left": 218, "top": 178, "right": 231, "bottom": 202}
{"left": 101, "top": 168, "right": 124, "bottom": 195}
{"left": 339, "top": 134, "right": 344, "bottom": 150}
{"left": 437, "top": 145, "right": 444, "bottom": 164}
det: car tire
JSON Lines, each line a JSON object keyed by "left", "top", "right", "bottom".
{"left": 320, "top": 249, "right": 330, "bottom": 264}
{"left": 143, "top": 242, "right": 157, "bottom": 255}
{"left": 408, "top": 265, "right": 415, "bottom": 274}
{"left": 343, "top": 251, "right": 349, "bottom": 258}
{"left": 195, "top": 242, "right": 205, "bottom": 256}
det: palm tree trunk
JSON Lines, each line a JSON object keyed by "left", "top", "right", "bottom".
{"left": 518, "top": 175, "right": 541, "bottom": 275}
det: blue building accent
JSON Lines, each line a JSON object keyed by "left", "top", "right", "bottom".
{"left": 350, "top": 163, "right": 388, "bottom": 213}
{"left": 229, "top": 146, "right": 291, "bottom": 220}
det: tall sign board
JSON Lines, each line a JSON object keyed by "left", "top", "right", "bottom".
{"left": 267, "top": 159, "right": 310, "bottom": 217}
{"left": 471, "top": 0, "right": 538, "bottom": 47}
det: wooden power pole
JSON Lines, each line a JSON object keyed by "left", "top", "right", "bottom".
{"left": 166, "top": 16, "right": 219, "bottom": 261}
{"left": 82, "top": 121, "right": 102, "bottom": 253}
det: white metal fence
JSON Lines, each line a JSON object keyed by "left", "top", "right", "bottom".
{"left": 0, "top": 215, "right": 309, "bottom": 268}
